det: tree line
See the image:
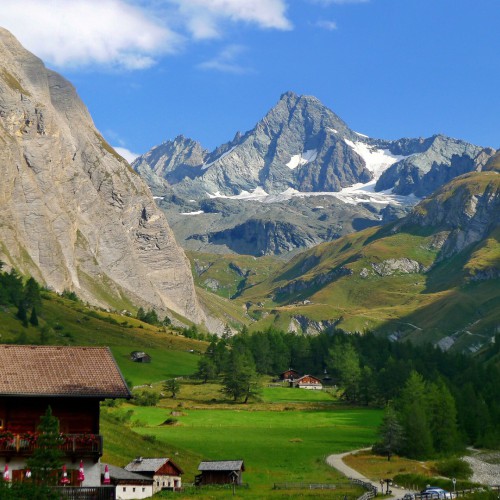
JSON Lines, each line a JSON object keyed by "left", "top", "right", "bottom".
{"left": 196, "top": 326, "right": 500, "bottom": 454}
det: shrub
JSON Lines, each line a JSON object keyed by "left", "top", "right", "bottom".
{"left": 433, "top": 458, "right": 473, "bottom": 480}
{"left": 133, "top": 390, "right": 159, "bottom": 407}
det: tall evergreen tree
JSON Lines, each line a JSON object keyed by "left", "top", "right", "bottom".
{"left": 375, "top": 404, "right": 405, "bottom": 461}
{"left": 222, "top": 348, "right": 259, "bottom": 403}
{"left": 427, "top": 379, "right": 460, "bottom": 453}
{"left": 196, "top": 357, "right": 217, "bottom": 383}
{"left": 30, "top": 307, "right": 39, "bottom": 327}
{"left": 26, "top": 407, "right": 63, "bottom": 485}
{"left": 397, "top": 371, "right": 434, "bottom": 458}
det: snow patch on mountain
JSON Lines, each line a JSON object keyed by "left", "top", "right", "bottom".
{"left": 344, "top": 139, "right": 409, "bottom": 178}
{"left": 286, "top": 149, "right": 318, "bottom": 169}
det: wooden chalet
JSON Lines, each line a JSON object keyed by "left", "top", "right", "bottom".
{"left": 196, "top": 460, "right": 245, "bottom": 486}
{"left": 0, "top": 345, "right": 131, "bottom": 487}
{"left": 279, "top": 369, "right": 300, "bottom": 382}
{"left": 103, "top": 463, "right": 154, "bottom": 499}
{"left": 124, "top": 457, "right": 183, "bottom": 494}
{"left": 292, "top": 374, "right": 323, "bottom": 390}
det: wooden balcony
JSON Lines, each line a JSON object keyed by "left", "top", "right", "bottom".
{"left": 0, "top": 433, "right": 103, "bottom": 462}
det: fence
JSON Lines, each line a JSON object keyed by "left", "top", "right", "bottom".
{"left": 274, "top": 482, "right": 350, "bottom": 490}
{"left": 52, "top": 486, "right": 115, "bottom": 500}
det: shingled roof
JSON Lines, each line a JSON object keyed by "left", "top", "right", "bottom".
{"left": 198, "top": 460, "right": 245, "bottom": 472}
{"left": 0, "top": 345, "right": 131, "bottom": 398}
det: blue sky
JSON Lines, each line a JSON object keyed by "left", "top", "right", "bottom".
{"left": 2, "top": 0, "right": 498, "bottom": 161}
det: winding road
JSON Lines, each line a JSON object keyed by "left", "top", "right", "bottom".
{"left": 326, "top": 449, "right": 415, "bottom": 498}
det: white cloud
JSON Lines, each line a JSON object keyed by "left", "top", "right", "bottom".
{"left": 170, "top": 0, "right": 292, "bottom": 39}
{"left": 198, "top": 45, "right": 254, "bottom": 74}
{"left": 113, "top": 146, "right": 140, "bottom": 163}
{"left": 314, "top": 20, "right": 338, "bottom": 30}
{"left": 0, "top": 0, "right": 180, "bottom": 70}
{"left": 0, "top": 0, "right": 291, "bottom": 70}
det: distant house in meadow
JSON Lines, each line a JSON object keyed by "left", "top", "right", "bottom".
{"left": 280, "top": 369, "right": 300, "bottom": 382}
{"left": 196, "top": 460, "right": 245, "bottom": 486}
{"left": 124, "top": 457, "right": 183, "bottom": 494}
{"left": 292, "top": 374, "right": 323, "bottom": 390}
{"left": 103, "top": 463, "right": 154, "bottom": 499}
{"left": 130, "top": 351, "right": 151, "bottom": 363}
{"left": 0, "top": 345, "right": 130, "bottom": 491}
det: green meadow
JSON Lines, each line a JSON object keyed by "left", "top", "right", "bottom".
{"left": 106, "top": 398, "right": 382, "bottom": 498}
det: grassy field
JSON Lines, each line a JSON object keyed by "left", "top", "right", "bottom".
{"left": 104, "top": 387, "right": 382, "bottom": 499}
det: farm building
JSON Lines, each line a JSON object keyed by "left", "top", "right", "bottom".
{"left": 196, "top": 460, "right": 245, "bottom": 486}
{"left": 292, "top": 375, "right": 323, "bottom": 390}
{"left": 125, "top": 457, "right": 183, "bottom": 493}
{"left": 279, "top": 369, "right": 300, "bottom": 382}
{"left": 130, "top": 351, "right": 151, "bottom": 363}
{"left": 103, "top": 463, "right": 154, "bottom": 499}
{"left": 0, "top": 345, "right": 130, "bottom": 492}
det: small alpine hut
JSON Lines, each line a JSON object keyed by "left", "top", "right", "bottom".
{"left": 292, "top": 374, "right": 323, "bottom": 390}
{"left": 196, "top": 460, "right": 245, "bottom": 486}
{"left": 280, "top": 369, "right": 300, "bottom": 382}
{"left": 124, "top": 457, "right": 183, "bottom": 493}
{"left": 130, "top": 351, "right": 151, "bottom": 363}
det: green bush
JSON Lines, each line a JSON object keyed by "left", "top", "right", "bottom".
{"left": 132, "top": 389, "right": 159, "bottom": 407}
{"left": 433, "top": 458, "right": 473, "bottom": 480}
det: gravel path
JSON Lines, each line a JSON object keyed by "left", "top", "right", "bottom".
{"left": 462, "top": 454, "right": 500, "bottom": 486}
{"left": 326, "top": 449, "right": 416, "bottom": 498}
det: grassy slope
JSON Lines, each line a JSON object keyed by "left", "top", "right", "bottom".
{"left": 235, "top": 173, "right": 500, "bottom": 347}
{"left": 0, "top": 292, "right": 206, "bottom": 386}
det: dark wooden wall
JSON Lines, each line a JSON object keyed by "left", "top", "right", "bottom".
{"left": 0, "top": 397, "right": 100, "bottom": 434}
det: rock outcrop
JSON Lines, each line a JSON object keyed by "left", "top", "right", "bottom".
{"left": 402, "top": 171, "right": 500, "bottom": 259}
{"left": 0, "top": 27, "right": 205, "bottom": 323}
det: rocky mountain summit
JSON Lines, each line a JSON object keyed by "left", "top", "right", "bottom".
{"left": 134, "top": 92, "right": 495, "bottom": 256}
{"left": 0, "top": 27, "right": 206, "bottom": 323}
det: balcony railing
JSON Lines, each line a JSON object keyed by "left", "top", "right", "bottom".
{"left": 0, "top": 433, "right": 103, "bottom": 459}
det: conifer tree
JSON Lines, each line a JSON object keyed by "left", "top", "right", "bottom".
{"left": 30, "top": 307, "right": 39, "bottom": 327}
{"left": 375, "top": 404, "right": 405, "bottom": 461}
{"left": 26, "top": 407, "right": 63, "bottom": 485}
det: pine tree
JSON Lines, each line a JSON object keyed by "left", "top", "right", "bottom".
{"left": 26, "top": 407, "right": 64, "bottom": 485}
{"left": 222, "top": 348, "right": 259, "bottom": 403}
{"left": 17, "top": 302, "right": 28, "bottom": 327}
{"left": 397, "top": 371, "right": 434, "bottom": 459}
{"left": 196, "top": 357, "right": 217, "bottom": 383}
{"left": 30, "top": 307, "right": 39, "bottom": 327}
{"left": 375, "top": 404, "right": 404, "bottom": 461}
{"left": 427, "top": 379, "right": 461, "bottom": 453}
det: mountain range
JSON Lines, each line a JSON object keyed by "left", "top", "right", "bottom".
{"left": 134, "top": 91, "right": 495, "bottom": 256}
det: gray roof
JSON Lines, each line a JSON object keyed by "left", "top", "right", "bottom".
{"left": 101, "top": 464, "right": 153, "bottom": 484}
{"left": 124, "top": 458, "right": 170, "bottom": 473}
{"left": 198, "top": 460, "right": 244, "bottom": 472}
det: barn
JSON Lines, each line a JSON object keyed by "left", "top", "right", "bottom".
{"left": 195, "top": 460, "right": 245, "bottom": 486}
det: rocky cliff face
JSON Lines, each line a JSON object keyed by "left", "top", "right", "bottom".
{"left": 0, "top": 27, "right": 205, "bottom": 323}
{"left": 399, "top": 171, "right": 500, "bottom": 259}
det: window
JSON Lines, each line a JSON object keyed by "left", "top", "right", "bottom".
{"left": 123, "top": 487, "right": 126, "bottom": 492}
{"left": 142, "top": 488, "right": 145, "bottom": 492}
{"left": 133, "top": 487, "right": 136, "bottom": 492}
{"left": 157, "top": 481, "right": 160, "bottom": 487}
